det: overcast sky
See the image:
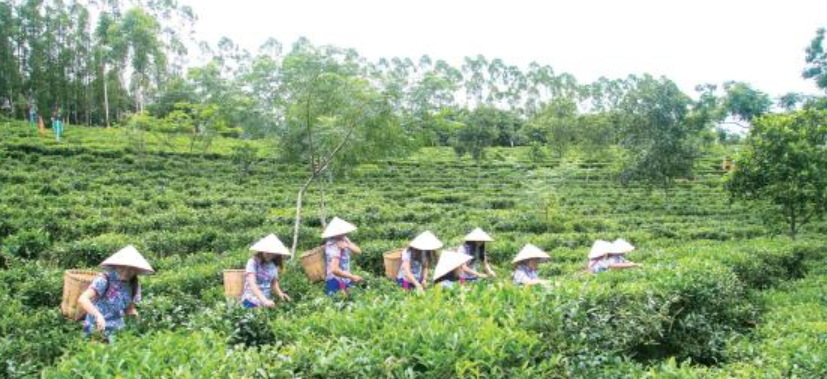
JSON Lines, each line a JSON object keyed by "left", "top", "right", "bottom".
{"left": 190, "top": 0, "right": 827, "bottom": 98}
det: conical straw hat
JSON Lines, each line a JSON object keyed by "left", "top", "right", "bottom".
{"left": 433, "top": 249, "right": 473, "bottom": 281}
{"left": 250, "top": 234, "right": 291, "bottom": 256}
{"left": 512, "top": 244, "right": 551, "bottom": 264}
{"left": 100, "top": 245, "right": 155, "bottom": 274}
{"left": 464, "top": 227, "right": 494, "bottom": 242}
{"left": 588, "top": 240, "right": 613, "bottom": 260}
{"left": 409, "top": 230, "right": 443, "bottom": 251}
{"left": 611, "top": 239, "right": 635, "bottom": 255}
{"left": 321, "top": 217, "right": 357, "bottom": 239}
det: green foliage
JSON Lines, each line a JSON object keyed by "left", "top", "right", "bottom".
{"left": 726, "top": 109, "right": 827, "bottom": 238}
{"left": 804, "top": 27, "right": 827, "bottom": 91}
{"left": 279, "top": 43, "right": 409, "bottom": 176}
{"left": 230, "top": 142, "right": 259, "bottom": 177}
{"left": 451, "top": 107, "right": 501, "bottom": 162}
{"left": 0, "top": 122, "right": 826, "bottom": 377}
{"left": 528, "top": 96, "right": 578, "bottom": 157}
{"left": 43, "top": 331, "right": 272, "bottom": 378}
{"left": 2, "top": 228, "right": 50, "bottom": 260}
{"left": 619, "top": 75, "right": 699, "bottom": 197}
{"left": 721, "top": 82, "right": 772, "bottom": 124}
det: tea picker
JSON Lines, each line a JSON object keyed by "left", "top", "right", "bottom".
{"left": 241, "top": 234, "right": 292, "bottom": 309}
{"left": 76, "top": 245, "right": 154, "bottom": 342}
{"left": 587, "top": 239, "right": 641, "bottom": 274}
{"left": 433, "top": 249, "right": 474, "bottom": 288}
{"left": 396, "top": 230, "right": 442, "bottom": 293}
{"left": 322, "top": 217, "right": 363, "bottom": 296}
{"left": 458, "top": 227, "right": 497, "bottom": 280}
{"left": 511, "top": 244, "right": 551, "bottom": 286}
{"left": 52, "top": 106, "right": 64, "bottom": 142}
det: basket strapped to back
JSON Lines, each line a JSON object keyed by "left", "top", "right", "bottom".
{"left": 300, "top": 246, "right": 326, "bottom": 282}
{"left": 383, "top": 248, "right": 404, "bottom": 279}
{"left": 61, "top": 270, "right": 100, "bottom": 321}
{"left": 223, "top": 269, "right": 245, "bottom": 299}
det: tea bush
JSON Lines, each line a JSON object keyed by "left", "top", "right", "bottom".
{"left": 1, "top": 121, "right": 825, "bottom": 377}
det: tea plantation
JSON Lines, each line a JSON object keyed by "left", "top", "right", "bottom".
{"left": 1, "top": 121, "right": 825, "bottom": 378}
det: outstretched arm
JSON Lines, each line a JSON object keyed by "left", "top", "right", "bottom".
{"left": 246, "top": 274, "right": 275, "bottom": 307}
{"left": 78, "top": 288, "right": 106, "bottom": 331}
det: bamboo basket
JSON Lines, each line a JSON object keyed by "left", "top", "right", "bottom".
{"left": 383, "top": 249, "right": 404, "bottom": 279}
{"left": 61, "top": 270, "right": 100, "bottom": 321}
{"left": 300, "top": 246, "right": 326, "bottom": 282}
{"left": 223, "top": 269, "right": 245, "bottom": 299}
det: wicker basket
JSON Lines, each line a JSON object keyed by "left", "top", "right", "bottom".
{"left": 223, "top": 269, "right": 245, "bottom": 299}
{"left": 383, "top": 249, "right": 404, "bottom": 279}
{"left": 300, "top": 246, "right": 326, "bottom": 282}
{"left": 61, "top": 270, "right": 100, "bottom": 321}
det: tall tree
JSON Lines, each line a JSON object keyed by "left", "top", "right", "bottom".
{"left": 109, "top": 8, "right": 166, "bottom": 113}
{"left": 279, "top": 40, "right": 407, "bottom": 253}
{"left": 726, "top": 109, "right": 827, "bottom": 239}
{"left": 619, "top": 75, "right": 697, "bottom": 199}
{"left": 528, "top": 96, "right": 578, "bottom": 157}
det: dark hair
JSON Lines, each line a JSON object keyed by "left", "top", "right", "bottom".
{"left": 465, "top": 241, "right": 486, "bottom": 261}
{"left": 255, "top": 252, "right": 283, "bottom": 268}
{"left": 436, "top": 271, "right": 459, "bottom": 283}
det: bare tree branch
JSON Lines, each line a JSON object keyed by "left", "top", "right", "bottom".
{"left": 289, "top": 109, "right": 363, "bottom": 256}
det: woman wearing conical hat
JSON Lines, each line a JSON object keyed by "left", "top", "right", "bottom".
{"left": 587, "top": 239, "right": 640, "bottom": 274}
{"left": 78, "top": 245, "right": 154, "bottom": 341}
{"left": 322, "top": 217, "right": 363, "bottom": 296}
{"left": 512, "top": 244, "right": 551, "bottom": 286}
{"left": 397, "top": 231, "right": 441, "bottom": 293}
{"left": 433, "top": 249, "right": 474, "bottom": 289}
{"left": 241, "top": 234, "right": 292, "bottom": 309}
{"left": 458, "top": 227, "right": 496, "bottom": 280}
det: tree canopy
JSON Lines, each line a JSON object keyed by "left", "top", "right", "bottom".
{"left": 726, "top": 109, "right": 827, "bottom": 238}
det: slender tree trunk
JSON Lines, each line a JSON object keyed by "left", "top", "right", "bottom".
{"left": 290, "top": 121, "right": 359, "bottom": 256}
{"left": 789, "top": 207, "right": 797, "bottom": 240}
{"left": 103, "top": 63, "right": 110, "bottom": 127}
{"left": 318, "top": 176, "right": 328, "bottom": 227}
{"left": 291, "top": 174, "right": 316, "bottom": 257}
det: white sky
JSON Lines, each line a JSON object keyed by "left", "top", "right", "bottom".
{"left": 190, "top": 0, "right": 827, "bottom": 98}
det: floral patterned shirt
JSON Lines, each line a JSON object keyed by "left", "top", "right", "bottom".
{"left": 325, "top": 238, "right": 352, "bottom": 282}
{"left": 241, "top": 258, "right": 279, "bottom": 305}
{"left": 590, "top": 255, "right": 627, "bottom": 273}
{"left": 397, "top": 248, "right": 426, "bottom": 282}
{"left": 458, "top": 242, "right": 484, "bottom": 279}
{"left": 512, "top": 263, "right": 538, "bottom": 285}
{"left": 83, "top": 270, "right": 140, "bottom": 336}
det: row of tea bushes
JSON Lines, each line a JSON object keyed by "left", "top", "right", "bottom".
{"left": 40, "top": 240, "right": 824, "bottom": 378}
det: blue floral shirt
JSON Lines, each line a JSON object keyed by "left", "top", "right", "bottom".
{"left": 458, "top": 242, "right": 484, "bottom": 279}
{"left": 83, "top": 270, "right": 140, "bottom": 336}
{"left": 397, "top": 248, "right": 426, "bottom": 282}
{"left": 512, "top": 264, "right": 538, "bottom": 285}
{"left": 590, "top": 255, "right": 627, "bottom": 273}
{"left": 325, "top": 238, "right": 352, "bottom": 282}
{"left": 241, "top": 258, "right": 279, "bottom": 305}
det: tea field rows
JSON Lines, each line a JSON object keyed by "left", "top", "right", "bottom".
{"left": 1, "top": 121, "right": 825, "bottom": 378}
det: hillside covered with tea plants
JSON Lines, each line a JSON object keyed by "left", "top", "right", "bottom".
{"left": 1, "top": 120, "right": 826, "bottom": 378}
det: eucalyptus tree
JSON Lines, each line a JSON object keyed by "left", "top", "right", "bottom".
{"left": 461, "top": 55, "right": 487, "bottom": 107}
{"left": 108, "top": 8, "right": 166, "bottom": 113}
{"left": 524, "top": 63, "right": 552, "bottom": 113}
